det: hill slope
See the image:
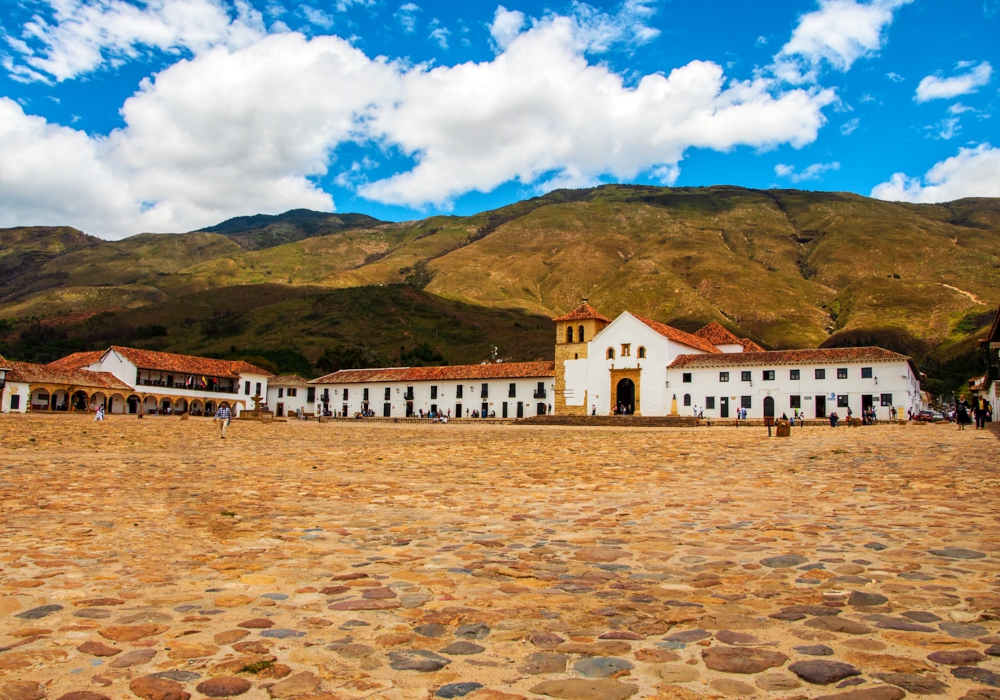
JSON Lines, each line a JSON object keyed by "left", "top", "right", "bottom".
{"left": 1, "top": 186, "right": 998, "bottom": 390}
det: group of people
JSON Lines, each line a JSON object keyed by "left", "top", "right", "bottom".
{"left": 956, "top": 396, "right": 994, "bottom": 430}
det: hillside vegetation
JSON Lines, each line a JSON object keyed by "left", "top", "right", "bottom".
{"left": 1, "top": 185, "right": 997, "bottom": 388}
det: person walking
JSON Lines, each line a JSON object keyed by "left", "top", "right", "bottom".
{"left": 956, "top": 398, "right": 971, "bottom": 430}
{"left": 215, "top": 404, "right": 232, "bottom": 438}
{"left": 94, "top": 404, "right": 105, "bottom": 421}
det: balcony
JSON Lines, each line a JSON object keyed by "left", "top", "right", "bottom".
{"left": 136, "top": 378, "right": 237, "bottom": 394}
{"left": 534, "top": 389, "right": 547, "bottom": 399}
{"left": 404, "top": 391, "right": 414, "bottom": 401}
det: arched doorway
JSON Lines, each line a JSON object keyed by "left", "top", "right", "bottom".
{"left": 126, "top": 395, "right": 140, "bottom": 414}
{"left": 91, "top": 392, "right": 107, "bottom": 410}
{"left": 616, "top": 378, "right": 635, "bottom": 415}
{"left": 160, "top": 397, "right": 173, "bottom": 414}
{"left": 190, "top": 400, "right": 203, "bottom": 416}
{"left": 763, "top": 396, "right": 775, "bottom": 423}
{"left": 72, "top": 390, "right": 89, "bottom": 411}
{"left": 175, "top": 398, "right": 188, "bottom": 414}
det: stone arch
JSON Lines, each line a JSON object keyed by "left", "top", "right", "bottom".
{"left": 205, "top": 401, "right": 216, "bottom": 415}
{"left": 637, "top": 346, "right": 646, "bottom": 358}
{"left": 578, "top": 325, "right": 585, "bottom": 342}
{"left": 143, "top": 396, "right": 158, "bottom": 414}
{"left": 566, "top": 326, "right": 573, "bottom": 343}
{"left": 174, "top": 397, "right": 188, "bottom": 414}
{"left": 90, "top": 392, "right": 108, "bottom": 410}
{"left": 606, "top": 347, "right": 615, "bottom": 360}
{"left": 159, "top": 397, "right": 173, "bottom": 414}
{"left": 190, "top": 399, "right": 204, "bottom": 416}
{"left": 71, "top": 390, "right": 90, "bottom": 411}
{"left": 126, "top": 395, "right": 140, "bottom": 414}
{"left": 51, "top": 389, "right": 69, "bottom": 410}
{"left": 31, "top": 388, "right": 50, "bottom": 410}
{"left": 107, "top": 393, "right": 126, "bottom": 413}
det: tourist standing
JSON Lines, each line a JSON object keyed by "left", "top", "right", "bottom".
{"left": 94, "top": 404, "right": 105, "bottom": 421}
{"left": 215, "top": 404, "right": 232, "bottom": 438}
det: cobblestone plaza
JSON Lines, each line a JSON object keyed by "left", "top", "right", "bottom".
{"left": 1, "top": 415, "right": 999, "bottom": 700}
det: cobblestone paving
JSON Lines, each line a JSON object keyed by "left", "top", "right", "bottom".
{"left": 1, "top": 415, "right": 999, "bottom": 700}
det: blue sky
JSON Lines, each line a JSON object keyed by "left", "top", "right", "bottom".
{"left": 0, "top": 0, "right": 997, "bottom": 237}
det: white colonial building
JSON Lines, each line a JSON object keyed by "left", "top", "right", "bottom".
{"left": 2, "top": 346, "right": 272, "bottom": 416}
{"left": 267, "top": 375, "right": 313, "bottom": 417}
{"left": 553, "top": 301, "right": 922, "bottom": 419}
{"left": 666, "top": 347, "right": 921, "bottom": 421}
{"left": 310, "top": 363, "right": 555, "bottom": 418}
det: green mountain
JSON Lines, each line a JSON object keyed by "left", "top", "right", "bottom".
{"left": 197, "top": 209, "right": 385, "bottom": 250}
{"left": 1, "top": 185, "right": 998, "bottom": 390}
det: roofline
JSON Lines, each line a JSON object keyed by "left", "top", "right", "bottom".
{"left": 310, "top": 361, "right": 556, "bottom": 384}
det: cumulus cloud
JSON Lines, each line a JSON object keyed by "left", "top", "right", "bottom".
{"left": 774, "top": 161, "right": 840, "bottom": 183}
{"left": 488, "top": 6, "right": 525, "bottom": 51}
{"left": 0, "top": 6, "right": 836, "bottom": 237}
{"left": 871, "top": 143, "right": 1000, "bottom": 202}
{"left": 914, "top": 61, "right": 993, "bottom": 103}
{"left": 773, "top": 0, "right": 912, "bottom": 83}
{"left": 359, "top": 15, "right": 834, "bottom": 206}
{"left": 4, "top": 0, "right": 266, "bottom": 83}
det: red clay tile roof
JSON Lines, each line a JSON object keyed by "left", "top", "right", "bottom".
{"left": 109, "top": 346, "right": 273, "bottom": 378}
{"left": 693, "top": 322, "right": 765, "bottom": 352}
{"left": 631, "top": 314, "right": 720, "bottom": 354}
{"left": 694, "top": 322, "right": 743, "bottom": 345}
{"left": 0, "top": 353, "right": 10, "bottom": 371}
{"left": 312, "top": 361, "right": 555, "bottom": 384}
{"left": 5, "top": 361, "right": 133, "bottom": 391}
{"left": 47, "top": 350, "right": 106, "bottom": 370}
{"left": 668, "top": 346, "right": 912, "bottom": 369}
{"left": 271, "top": 374, "right": 311, "bottom": 386}
{"left": 553, "top": 302, "right": 612, "bottom": 323}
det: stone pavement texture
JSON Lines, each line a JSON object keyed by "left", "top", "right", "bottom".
{"left": 1, "top": 415, "right": 999, "bottom": 700}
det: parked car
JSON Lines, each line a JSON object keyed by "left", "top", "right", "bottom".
{"left": 913, "top": 410, "right": 941, "bottom": 422}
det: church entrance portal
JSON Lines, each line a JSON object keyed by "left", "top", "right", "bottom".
{"left": 616, "top": 378, "right": 635, "bottom": 415}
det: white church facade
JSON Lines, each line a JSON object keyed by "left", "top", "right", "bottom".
{"left": 554, "top": 301, "right": 922, "bottom": 420}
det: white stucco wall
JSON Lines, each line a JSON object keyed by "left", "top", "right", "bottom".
{"left": 311, "top": 377, "right": 555, "bottom": 418}
{"left": 582, "top": 314, "right": 709, "bottom": 416}
{"left": 666, "top": 360, "right": 920, "bottom": 420}
{"left": 267, "top": 384, "right": 311, "bottom": 417}
{"left": 1, "top": 381, "right": 29, "bottom": 413}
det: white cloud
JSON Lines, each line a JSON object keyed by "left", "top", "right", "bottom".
{"left": 948, "top": 103, "right": 976, "bottom": 115}
{"left": 360, "top": 15, "right": 833, "bottom": 207}
{"left": 488, "top": 6, "right": 525, "bottom": 51}
{"left": 394, "top": 3, "right": 421, "bottom": 34}
{"left": 428, "top": 21, "right": 449, "bottom": 49}
{"left": 925, "top": 117, "right": 960, "bottom": 140}
{"left": 773, "top": 0, "right": 912, "bottom": 83}
{"left": 774, "top": 161, "right": 840, "bottom": 183}
{"left": 914, "top": 61, "right": 993, "bottom": 103}
{"left": 871, "top": 143, "right": 1000, "bottom": 202}
{"left": 886, "top": 71, "right": 904, "bottom": 82}
{"left": 841, "top": 117, "right": 859, "bottom": 135}
{"left": 300, "top": 5, "right": 334, "bottom": 29}
{"left": 0, "top": 9, "right": 836, "bottom": 237}
{"left": 5, "top": 0, "right": 266, "bottom": 83}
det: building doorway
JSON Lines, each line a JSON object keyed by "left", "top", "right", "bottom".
{"left": 537, "top": 402, "right": 546, "bottom": 416}
{"left": 516, "top": 401, "right": 524, "bottom": 418}
{"left": 616, "top": 378, "right": 635, "bottom": 414}
{"left": 383, "top": 402, "right": 391, "bottom": 417}
{"left": 276, "top": 402, "right": 284, "bottom": 417}
{"left": 815, "top": 395, "right": 826, "bottom": 419}
{"left": 862, "top": 394, "right": 873, "bottom": 418}
{"left": 763, "top": 395, "right": 775, "bottom": 423}
{"left": 720, "top": 396, "right": 729, "bottom": 418}
{"left": 406, "top": 401, "right": 413, "bottom": 417}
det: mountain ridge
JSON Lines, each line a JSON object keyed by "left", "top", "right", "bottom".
{"left": 2, "top": 184, "right": 997, "bottom": 394}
